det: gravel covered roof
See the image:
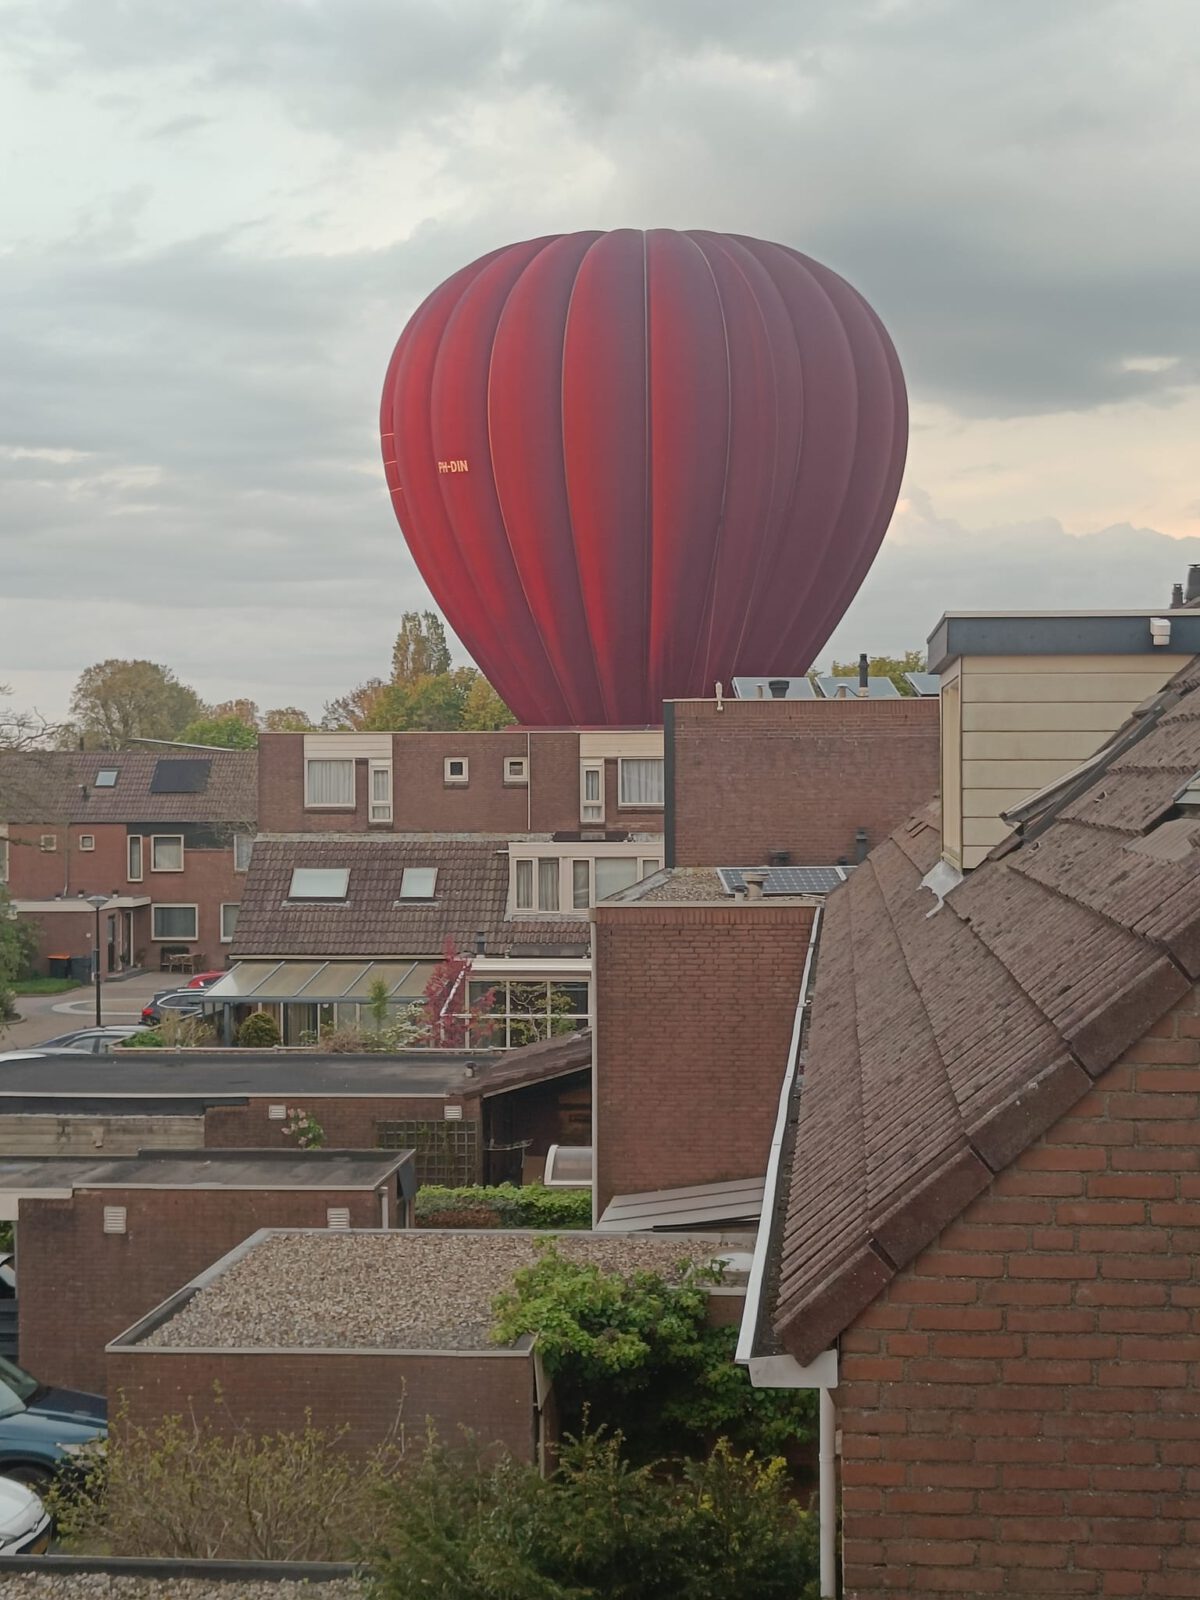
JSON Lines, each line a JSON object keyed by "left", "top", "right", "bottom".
{"left": 138, "top": 1229, "right": 733, "bottom": 1353}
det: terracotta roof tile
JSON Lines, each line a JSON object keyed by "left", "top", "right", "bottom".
{"left": 772, "top": 656, "right": 1200, "bottom": 1365}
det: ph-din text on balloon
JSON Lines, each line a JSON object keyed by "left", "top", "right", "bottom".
{"left": 437, "top": 459, "right": 470, "bottom": 474}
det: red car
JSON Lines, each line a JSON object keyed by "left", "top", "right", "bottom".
{"left": 186, "top": 971, "right": 226, "bottom": 989}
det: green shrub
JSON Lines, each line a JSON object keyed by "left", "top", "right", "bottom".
{"left": 238, "top": 1010, "right": 282, "bottom": 1048}
{"left": 368, "top": 1428, "right": 819, "bottom": 1600}
{"left": 119, "top": 1028, "right": 164, "bottom": 1049}
{"left": 50, "top": 1403, "right": 401, "bottom": 1561}
{"left": 415, "top": 1183, "right": 591, "bottom": 1230}
{"left": 491, "top": 1245, "right": 815, "bottom": 1460}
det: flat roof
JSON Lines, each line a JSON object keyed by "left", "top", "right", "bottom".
{"left": 115, "top": 1228, "right": 748, "bottom": 1354}
{"left": 0, "top": 1149, "right": 414, "bottom": 1195}
{"left": 926, "top": 610, "right": 1200, "bottom": 672}
{"left": 0, "top": 1052, "right": 481, "bottom": 1103}
{"left": 603, "top": 867, "right": 824, "bottom": 907}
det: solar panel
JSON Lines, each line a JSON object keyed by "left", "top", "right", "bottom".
{"left": 150, "top": 758, "right": 212, "bottom": 794}
{"left": 717, "top": 865, "right": 851, "bottom": 896}
{"left": 731, "top": 676, "right": 817, "bottom": 700}
{"left": 814, "top": 675, "right": 902, "bottom": 699}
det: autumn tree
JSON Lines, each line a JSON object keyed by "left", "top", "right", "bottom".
{"left": 67, "top": 660, "right": 207, "bottom": 747}
{"left": 211, "top": 699, "right": 260, "bottom": 726}
{"left": 391, "top": 611, "right": 452, "bottom": 685}
{"left": 461, "top": 673, "right": 512, "bottom": 730}
{"left": 828, "top": 649, "right": 926, "bottom": 696}
{"left": 262, "top": 707, "right": 316, "bottom": 732}
{"left": 321, "top": 679, "right": 389, "bottom": 731}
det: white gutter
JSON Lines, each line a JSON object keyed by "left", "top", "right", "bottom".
{"left": 734, "top": 906, "right": 840, "bottom": 1598}
{"left": 734, "top": 905, "right": 821, "bottom": 1366}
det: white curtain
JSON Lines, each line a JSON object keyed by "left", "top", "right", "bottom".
{"left": 306, "top": 759, "right": 354, "bottom": 806}
{"left": 537, "top": 858, "right": 560, "bottom": 911}
{"left": 619, "top": 758, "right": 664, "bottom": 807}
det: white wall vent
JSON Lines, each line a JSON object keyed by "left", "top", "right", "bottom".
{"left": 326, "top": 1207, "right": 351, "bottom": 1230}
{"left": 103, "top": 1206, "right": 127, "bottom": 1235}
{"left": 268, "top": 1104, "right": 287, "bottom": 1120}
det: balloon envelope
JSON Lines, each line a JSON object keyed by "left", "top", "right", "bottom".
{"left": 380, "top": 229, "right": 907, "bottom": 726}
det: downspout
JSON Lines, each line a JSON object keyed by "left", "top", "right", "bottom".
{"left": 735, "top": 907, "right": 840, "bottom": 1598}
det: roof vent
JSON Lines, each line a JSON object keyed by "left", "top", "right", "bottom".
{"left": 1187, "top": 565, "right": 1200, "bottom": 606}
{"left": 1172, "top": 582, "right": 1185, "bottom": 608}
{"left": 767, "top": 679, "right": 789, "bottom": 699}
{"left": 858, "top": 653, "right": 870, "bottom": 696}
{"left": 743, "top": 871, "right": 768, "bottom": 900}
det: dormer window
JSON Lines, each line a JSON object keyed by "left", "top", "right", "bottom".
{"left": 288, "top": 867, "right": 349, "bottom": 899}
{"left": 399, "top": 867, "right": 438, "bottom": 900}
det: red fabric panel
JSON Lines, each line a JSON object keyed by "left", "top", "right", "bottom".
{"left": 380, "top": 229, "right": 908, "bottom": 724}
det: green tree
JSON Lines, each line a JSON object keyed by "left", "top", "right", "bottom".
{"left": 176, "top": 715, "right": 258, "bottom": 749}
{"left": 67, "top": 660, "right": 207, "bottom": 747}
{"left": 357, "top": 670, "right": 474, "bottom": 733}
{"left": 391, "top": 611, "right": 452, "bottom": 685}
{"left": 828, "top": 649, "right": 926, "bottom": 695}
{"left": 211, "top": 698, "right": 260, "bottom": 726}
{"left": 461, "top": 671, "right": 512, "bottom": 730}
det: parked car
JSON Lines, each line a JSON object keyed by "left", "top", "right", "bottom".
{"left": 140, "top": 988, "right": 208, "bottom": 1026}
{"left": 0, "top": 1356, "right": 106, "bottom": 1492}
{"left": 0, "top": 1477, "right": 51, "bottom": 1555}
{"left": 33, "top": 1025, "right": 144, "bottom": 1055}
{"left": 0, "top": 1049, "right": 92, "bottom": 1063}
{"left": 186, "top": 971, "right": 227, "bottom": 989}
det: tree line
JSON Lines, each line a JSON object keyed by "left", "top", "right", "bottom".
{"left": 0, "top": 613, "right": 512, "bottom": 751}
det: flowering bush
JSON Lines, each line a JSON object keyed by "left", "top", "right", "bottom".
{"left": 281, "top": 1107, "right": 325, "bottom": 1149}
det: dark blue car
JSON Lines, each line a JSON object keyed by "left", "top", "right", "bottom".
{"left": 0, "top": 1356, "right": 106, "bottom": 1490}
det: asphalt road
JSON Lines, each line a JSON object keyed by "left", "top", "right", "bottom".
{"left": 0, "top": 971, "right": 168, "bottom": 1049}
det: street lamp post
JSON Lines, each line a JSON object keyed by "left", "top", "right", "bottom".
{"left": 84, "top": 894, "right": 109, "bottom": 1027}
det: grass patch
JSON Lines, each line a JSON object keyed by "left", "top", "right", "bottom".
{"left": 12, "top": 977, "right": 81, "bottom": 995}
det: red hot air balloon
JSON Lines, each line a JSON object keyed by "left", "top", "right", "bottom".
{"left": 380, "top": 230, "right": 907, "bottom": 727}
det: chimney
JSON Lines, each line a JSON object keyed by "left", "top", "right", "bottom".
{"left": 1187, "top": 566, "right": 1200, "bottom": 606}
{"left": 857, "top": 654, "right": 869, "bottom": 698}
{"left": 474, "top": 931, "right": 486, "bottom": 956}
{"left": 855, "top": 827, "right": 869, "bottom": 863}
{"left": 743, "top": 870, "right": 768, "bottom": 901}
{"left": 1171, "top": 583, "right": 1184, "bottom": 609}
{"left": 767, "top": 678, "right": 789, "bottom": 699}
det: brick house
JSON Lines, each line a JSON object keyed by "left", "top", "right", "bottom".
{"left": 7, "top": 1149, "right": 415, "bottom": 1392}
{"left": 741, "top": 656, "right": 1200, "bottom": 1598}
{"left": 257, "top": 727, "right": 668, "bottom": 838}
{"left": 0, "top": 750, "right": 255, "bottom": 974}
{"left": 664, "top": 694, "right": 940, "bottom": 868}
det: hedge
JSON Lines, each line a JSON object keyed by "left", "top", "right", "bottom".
{"left": 415, "top": 1183, "right": 591, "bottom": 1229}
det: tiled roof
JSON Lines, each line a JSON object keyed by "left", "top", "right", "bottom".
{"left": 773, "top": 657, "right": 1200, "bottom": 1365}
{"left": 231, "top": 835, "right": 591, "bottom": 959}
{"left": 0, "top": 750, "right": 256, "bottom": 826}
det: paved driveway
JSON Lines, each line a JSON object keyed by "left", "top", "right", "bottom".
{"left": 1, "top": 971, "right": 170, "bottom": 1048}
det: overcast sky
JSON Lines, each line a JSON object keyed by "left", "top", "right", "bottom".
{"left": 2, "top": 0, "right": 1199, "bottom": 722}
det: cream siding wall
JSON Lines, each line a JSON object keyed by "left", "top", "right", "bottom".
{"left": 954, "top": 653, "right": 1177, "bottom": 868}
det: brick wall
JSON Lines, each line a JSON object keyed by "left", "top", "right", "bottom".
{"left": 666, "top": 698, "right": 940, "bottom": 867}
{"left": 593, "top": 902, "right": 813, "bottom": 1212}
{"left": 20, "top": 1186, "right": 387, "bottom": 1394}
{"left": 259, "top": 731, "right": 666, "bottom": 839}
{"left": 109, "top": 1347, "right": 539, "bottom": 1461}
{"left": 837, "top": 984, "right": 1200, "bottom": 1600}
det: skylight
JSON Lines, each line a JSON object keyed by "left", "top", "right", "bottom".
{"left": 399, "top": 866, "right": 438, "bottom": 899}
{"left": 95, "top": 769, "right": 118, "bottom": 787}
{"left": 288, "top": 867, "right": 350, "bottom": 899}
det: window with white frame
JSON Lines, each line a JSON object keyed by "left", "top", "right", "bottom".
{"left": 305, "top": 758, "right": 355, "bottom": 808}
{"left": 127, "top": 835, "right": 143, "bottom": 882}
{"left": 618, "top": 757, "right": 664, "bottom": 808}
{"left": 151, "top": 904, "right": 198, "bottom": 941}
{"left": 444, "top": 756, "right": 469, "bottom": 785}
{"left": 233, "top": 833, "right": 254, "bottom": 872}
{"left": 514, "top": 851, "right": 663, "bottom": 914}
{"left": 513, "top": 857, "right": 563, "bottom": 912}
{"left": 78, "top": 834, "right": 96, "bottom": 852}
{"left": 580, "top": 761, "right": 604, "bottom": 823}
{"left": 369, "top": 760, "right": 393, "bottom": 823}
{"left": 95, "top": 769, "right": 118, "bottom": 788}
{"left": 467, "top": 978, "right": 590, "bottom": 1050}
{"left": 151, "top": 835, "right": 184, "bottom": 872}
{"left": 399, "top": 866, "right": 438, "bottom": 900}
{"left": 288, "top": 867, "right": 350, "bottom": 899}
{"left": 220, "top": 903, "right": 239, "bottom": 942}
{"left": 504, "top": 756, "right": 528, "bottom": 785}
